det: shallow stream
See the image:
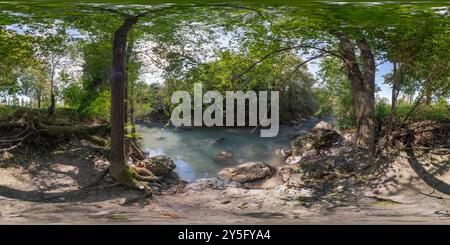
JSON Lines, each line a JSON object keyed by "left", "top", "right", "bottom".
{"left": 137, "top": 120, "right": 318, "bottom": 181}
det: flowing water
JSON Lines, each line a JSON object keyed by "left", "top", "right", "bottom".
{"left": 137, "top": 120, "right": 318, "bottom": 181}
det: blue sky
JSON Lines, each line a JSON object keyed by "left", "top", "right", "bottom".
{"left": 375, "top": 61, "right": 393, "bottom": 100}
{"left": 308, "top": 58, "right": 393, "bottom": 101}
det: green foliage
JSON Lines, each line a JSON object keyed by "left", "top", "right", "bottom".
{"left": 0, "top": 1, "right": 448, "bottom": 131}
{"left": 62, "top": 83, "right": 84, "bottom": 109}
{"left": 0, "top": 105, "right": 16, "bottom": 119}
{"left": 374, "top": 100, "right": 391, "bottom": 128}
{"left": 165, "top": 50, "right": 317, "bottom": 122}
{"left": 134, "top": 82, "right": 167, "bottom": 119}
{"left": 79, "top": 89, "right": 111, "bottom": 121}
{"left": 315, "top": 57, "right": 355, "bottom": 129}
{"left": 374, "top": 98, "right": 450, "bottom": 127}
{"left": 0, "top": 29, "right": 39, "bottom": 97}
{"left": 398, "top": 99, "right": 450, "bottom": 122}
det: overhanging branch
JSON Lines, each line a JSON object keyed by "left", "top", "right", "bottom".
{"left": 281, "top": 53, "right": 327, "bottom": 83}
{"left": 234, "top": 45, "right": 342, "bottom": 80}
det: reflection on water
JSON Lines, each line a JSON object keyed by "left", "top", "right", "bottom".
{"left": 137, "top": 120, "right": 317, "bottom": 181}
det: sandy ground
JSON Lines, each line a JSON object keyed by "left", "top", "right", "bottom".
{"left": 0, "top": 141, "right": 449, "bottom": 224}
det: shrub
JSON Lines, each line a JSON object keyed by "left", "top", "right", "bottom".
{"left": 80, "top": 89, "right": 110, "bottom": 121}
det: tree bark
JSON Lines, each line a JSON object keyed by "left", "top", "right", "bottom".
{"left": 48, "top": 67, "right": 56, "bottom": 115}
{"left": 356, "top": 38, "right": 376, "bottom": 153}
{"left": 37, "top": 88, "right": 41, "bottom": 109}
{"left": 124, "top": 34, "right": 135, "bottom": 135}
{"left": 130, "top": 76, "right": 136, "bottom": 138}
{"left": 49, "top": 92, "right": 55, "bottom": 115}
{"left": 336, "top": 33, "right": 376, "bottom": 154}
{"left": 386, "top": 62, "right": 401, "bottom": 136}
{"left": 109, "top": 16, "right": 139, "bottom": 181}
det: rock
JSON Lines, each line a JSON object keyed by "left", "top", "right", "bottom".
{"left": 211, "top": 137, "right": 224, "bottom": 144}
{"left": 290, "top": 136, "right": 312, "bottom": 156}
{"left": 285, "top": 155, "right": 302, "bottom": 165}
{"left": 143, "top": 155, "right": 176, "bottom": 177}
{"left": 310, "top": 128, "right": 342, "bottom": 150}
{"left": 278, "top": 165, "right": 304, "bottom": 188}
{"left": 215, "top": 150, "right": 233, "bottom": 160}
{"left": 274, "top": 148, "right": 291, "bottom": 158}
{"left": 312, "top": 121, "right": 335, "bottom": 131}
{"left": 156, "top": 136, "right": 166, "bottom": 141}
{"left": 186, "top": 177, "right": 244, "bottom": 191}
{"left": 218, "top": 162, "right": 273, "bottom": 183}
{"left": 302, "top": 149, "right": 317, "bottom": 158}
{"left": 273, "top": 184, "right": 312, "bottom": 201}
{"left": 300, "top": 155, "right": 355, "bottom": 179}
{"left": 290, "top": 121, "right": 342, "bottom": 157}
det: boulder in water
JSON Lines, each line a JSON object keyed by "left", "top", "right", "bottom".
{"left": 215, "top": 150, "right": 233, "bottom": 160}
{"left": 285, "top": 155, "right": 302, "bottom": 165}
{"left": 143, "top": 155, "right": 176, "bottom": 177}
{"left": 218, "top": 162, "right": 273, "bottom": 182}
{"left": 274, "top": 148, "right": 291, "bottom": 158}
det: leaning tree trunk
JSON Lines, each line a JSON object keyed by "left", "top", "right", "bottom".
{"left": 49, "top": 91, "right": 55, "bottom": 115}
{"left": 109, "top": 16, "right": 139, "bottom": 181}
{"left": 48, "top": 70, "right": 56, "bottom": 115}
{"left": 336, "top": 33, "right": 376, "bottom": 155}
{"left": 37, "top": 88, "right": 42, "bottom": 109}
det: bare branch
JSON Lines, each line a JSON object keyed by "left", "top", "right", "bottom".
{"left": 281, "top": 53, "right": 327, "bottom": 83}
{"left": 234, "top": 44, "right": 341, "bottom": 80}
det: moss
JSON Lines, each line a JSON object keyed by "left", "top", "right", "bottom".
{"left": 295, "top": 196, "right": 305, "bottom": 204}
{"left": 109, "top": 214, "right": 128, "bottom": 221}
{"left": 115, "top": 166, "right": 138, "bottom": 183}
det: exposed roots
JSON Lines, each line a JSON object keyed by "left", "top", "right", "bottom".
{"left": 0, "top": 123, "right": 35, "bottom": 152}
{"left": 112, "top": 165, "right": 161, "bottom": 196}
{"left": 125, "top": 137, "right": 146, "bottom": 162}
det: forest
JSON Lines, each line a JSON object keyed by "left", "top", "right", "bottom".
{"left": 0, "top": 0, "right": 449, "bottom": 223}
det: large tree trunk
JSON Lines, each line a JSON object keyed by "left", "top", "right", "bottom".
{"left": 130, "top": 76, "right": 136, "bottom": 138}
{"left": 124, "top": 34, "right": 135, "bottom": 135}
{"left": 336, "top": 33, "right": 376, "bottom": 154}
{"left": 109, "top": 17, "right": 139, "bottom": 181}
{"left": 48, "top": 70, "right": 56, "bottom": 115}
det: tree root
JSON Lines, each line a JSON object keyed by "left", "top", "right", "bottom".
{"left": 0, "top": 123, "right": 109, "bottom": 151}
{"left": 125, "top": 137, "right": 146, "bottom": 162}
{"left": 112, "top": 165, "right": 161, "bottom": 196}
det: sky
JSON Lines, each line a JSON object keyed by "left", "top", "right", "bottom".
{"left": 304, "top": 57, "right": 392, "bottom": 100}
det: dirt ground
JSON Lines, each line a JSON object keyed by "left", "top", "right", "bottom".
{"left": 0, "top": 141, "right": 449, "bottom": 224}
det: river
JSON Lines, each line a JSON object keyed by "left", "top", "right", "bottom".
{"left": 136, "top": 119, "right": 319, "bottom": 181}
